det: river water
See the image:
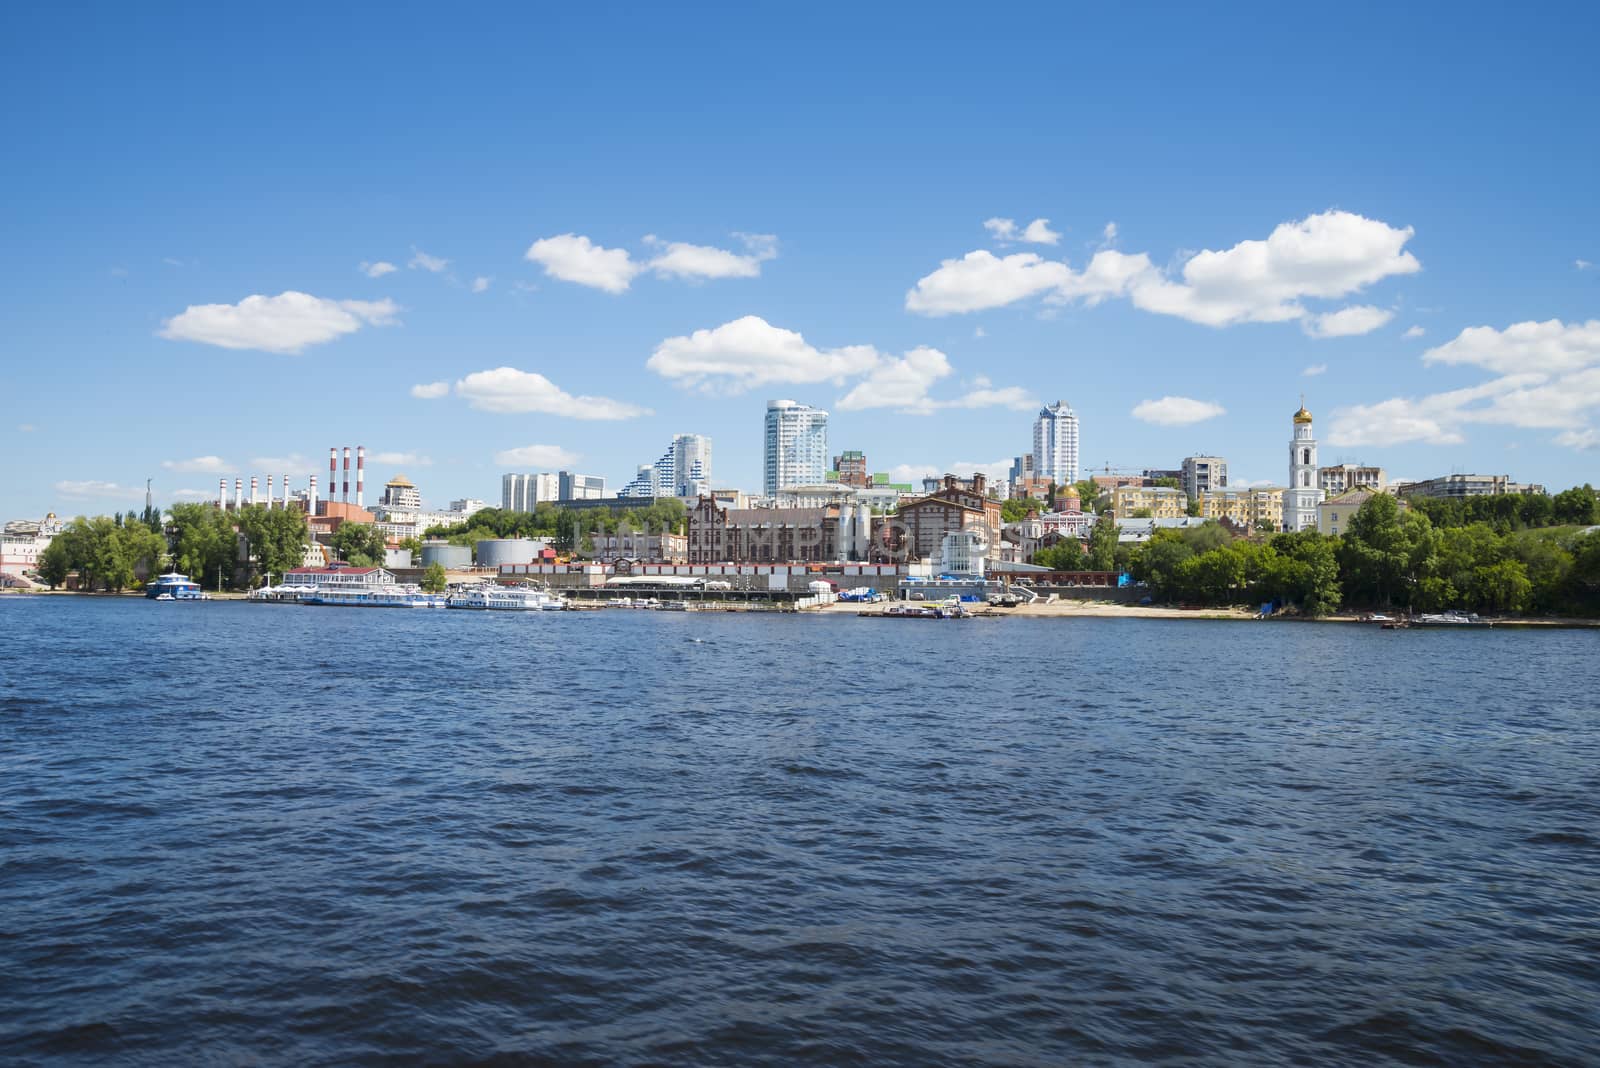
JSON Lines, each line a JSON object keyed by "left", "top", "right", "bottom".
{"left": 2, "top": 597, "right": 1597, "bottom": 1065}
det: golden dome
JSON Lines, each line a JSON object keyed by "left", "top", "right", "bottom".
{"left": 1293, "top": 405, "right": 1313, "bottom": 424}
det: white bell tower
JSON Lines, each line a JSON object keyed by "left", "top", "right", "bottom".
{"left": 1283, "top": 398, "right": 1324, "bottom": 531}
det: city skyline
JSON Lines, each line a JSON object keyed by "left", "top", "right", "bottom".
{"left": 5, "top": 6, "right": 1600, "bottom": 520}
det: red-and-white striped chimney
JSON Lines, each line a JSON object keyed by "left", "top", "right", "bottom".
{"left": 356, "top": 446, "right": 365, "bottom": 508}
{"left": 309, "top": 475, "right": 319, "bottom": 515}
{"left": 343, "top": 447, "right": 351, "bottom": 503}
{"left": 219, "top": 478, "right": 227, "bottom": 508}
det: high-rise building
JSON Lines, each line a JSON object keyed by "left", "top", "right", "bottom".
{"left": 501, "top": 473, "right": 538, "bottom": 513}
{"left": 1180, "top": 456, "right": 1228, "bottom": 500}
{"left": 619, "top": 434, "right": 714, "bottom": 498}
{"left": 832, "top": 450, "right": 870, "bottom": 487}
{"left": 1282, "top": 402, "right": 1324, "bottom": 532}
{"left": 1032, "top": 401, "right": 1079, "bottom": 485}
{"left": 764, "top": 400, "right": 829, "bottom": 496}
{"left": 380, "top": 474, "right": 422, "bottom": 510}
{"left": 559, "top": 471, "right": 606, "bottom": 501}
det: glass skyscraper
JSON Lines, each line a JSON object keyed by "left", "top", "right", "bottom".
{"left": 764, "top": 400, "right": 829, "bottom": 496}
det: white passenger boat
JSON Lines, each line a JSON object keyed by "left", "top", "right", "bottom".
{"left": 304, "top": 584, "right": 448, "bottom": 608}
{"left": 447, "top": 585, "right": 568, "bottom": 611}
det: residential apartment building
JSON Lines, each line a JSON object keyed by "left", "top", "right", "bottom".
{"left": 1197, "top": 487, "right": 1285, "bottom": 531}
{"left": 1181, "top": 456, "right": 1228, "bottom": 500}
{"left": 687, "top": 497, "right": 849, "bottom": 564}
{"left": 621, "top": 433, "right": 713, "bottom": 498}
{"left": 1033, "top": 400, "right": 1080, "bottom": 484}
{"left": 1318, "top": 463, "right": 1386, "bottom": 495}
{"left": 502, "top": 473, "right": 559, "bottom": 513}
{"left": 1395, "top": 474, "right": 1545, "bottom": 500}
{"left": 764, "top": 399, "right": 829, "bottom": 495}
{"left": 1112, "top": 485, "right": 1189, "bottom": 519}
{"left": 1319, "top": 488, "right": 1383, "bottom": 537}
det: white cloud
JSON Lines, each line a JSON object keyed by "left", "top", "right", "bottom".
{"left": 370, "top": 451, "right": 432, "bottom": 466}
{"left": 1102, "top": 221, "right": 1118, "bottom": 244}
{"left": 251, "top": 453, "right": 310, "bottom": 471}
{"left": 161, "top": 455, "right": 235, "bottom": 474}
{"left": 1556, "top": 428, "right": 1600, "bottom": 449}
{"left": 1403, "top": 325, "right": 1426, "bottom": 338}
{"left": 1303, "top": 363, "right": 1328, "bottom": 377}
{"left": 648, "top": 315, "right": 880, "bottom": 391}
{"left": 1131, "top": 396, "right": 1227, "bottom": 426}
{"left": 1020, "top": 219, "right": 1060, "bottom": 245}
{"left": 906, "top": 250, "right": 1077, "bottom": 314}
{"left": 973, "top": 326, "right": 986, "bottom": 338}
{"left": 983, "top": 218, "right": 1017, "bottom": 241}
{"left": 525, "top": 233, "right": 641, "bottom": 293}
{"left": 1577, "top": 259, "right": 1593, "bottom": 271}
{"left": 172, "top": 489, "right": 212, "bottom": 500}
{"left": 887, "top": 460, "right": 1012, "bottom": 485}
{"left": 55, "top": 479, "right": 139, "bottom": 499}
{"left": 471, "top": 276, "right": 491, "bottom": 293}
{"left": 494, "top": 444, "right": 581, "bottom": 468}
{"left": 410, "top": 381, "right": 450, "bottom": 400}
{"left": 982, "top": 216, "right": 1060, "bottom": 245}
{"left": 1422, "top": 319, "right": 1600, "bottom": 375}
{"left": 409, "top": 248, "right": 448, "bottom": 272}
{"left": 909, "top": 210, "right": 1420, "bottom": 336}
{"left": 836, "top": 346, "right": 953, "bottom": 412}
{"left": 160, "top": 291, "right": 400, "bottom": 354}
{"left": 455, "top": 367, "right": 650, "bottom": 419}
{"left": 360, "top": 260, "right": 398, "bottom": 278}
{"left": 1330, "top": 320, "right": 1600, "bottom": 448}
{"left": 646, "top": 232, "right": 778, "bottom": 280}
{"left": 1303, "top": 305, "right": 1394, "bottom": 338}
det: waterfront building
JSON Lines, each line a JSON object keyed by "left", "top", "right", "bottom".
{"left": 938, "top": 529, "right": 988, "bottom": 577}
{"left": 879, "top": 474, "right": 1003, "bottom": 564}
{"left": 1318, "top": 463, "right": 1386, "bottom": 496}
{"left": 379, "top": 475, "right": 421, "bottom": 510}
{"left": 687, "top": 496, "right": 855, "bottom": 564}
{"left": 282, "top": 564, "right": 396, "bottom": 589}
{"left": 833, "top": 450, "right": 870, "bottom": 487}
{"left": 764, "top": 399, "right": 829, "bottom": 495}
{"left": 1395, "top": 474, "right": 1546, "bottom": 499}
{"left": 1115, "top": 516, "right": 1211, "bottom": 543}
{"left": 0, "top": 514, "right": 61, "bottom": 580}
{"left": 1181, "top": 456, "right": 1228, "bottom": 500}
{"left": 1112, "top": 484, "right": 1188, "bottom": 519}
{"left": 1283, "top": 402, "right": 1325, "bottom": 532}
{"left": 589, "top": 530, "right": 689, "bottom": 563}
{"left": 1032, "top": 400, "right": 1080, "bottom": 484}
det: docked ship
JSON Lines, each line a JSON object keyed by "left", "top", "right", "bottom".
{"left": 304, "top": 584, "right": 447, "bottom": 608}
{"left": 448, "top": 585, "right": 568, "bottom": 611}
{"left": 146, "top": 573, "right": 206, "bottom": 600}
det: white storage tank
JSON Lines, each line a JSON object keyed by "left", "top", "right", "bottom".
{"left": 475, "top": 538, "right": 540, "bottom": 567}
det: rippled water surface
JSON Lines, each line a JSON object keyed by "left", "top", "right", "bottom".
{"left": 2, "top": 597, "right": 1598, "bottom": 1065}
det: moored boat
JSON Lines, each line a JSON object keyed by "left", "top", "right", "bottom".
{"left": 447, "top": 585, "right": 567, "bottom": 611}
{"left": 1413, "top": 610, "right": 1493, "bottom": 628}
{"left": 305, "top": 584, "right": 447, "bottom": 608}
{"left": 145, "top": 573, "right": 207, "bottom": 600}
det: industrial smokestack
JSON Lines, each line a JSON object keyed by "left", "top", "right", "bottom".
{"left": 283, "top": 473, "right": 290, "bottom": 509}
{"left": 309, "top": 475, "right": 318, "bottom": 516}
{"left": 356, "top": 445, "right": 365, "bottom": 508}
{"left": 250, "top": 476, "right": 259, "bottom": 506}
{"left": 219, "top": 478, "right": 227, "bottom": 509}
{"left": 343, "top": 447, "right": 351, "bottom": 503}
{"left": 234, "top": 478, "right": 243, "bottom": 510}
{"left": 329, "top": 448, "right": 337, "bottom": 506}
{"left": 265, "top": 475, "right": 273, "bottom": 508}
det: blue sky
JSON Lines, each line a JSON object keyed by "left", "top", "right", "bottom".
{"left": 4, "top": 2, "right": 1598, "bottom": 518}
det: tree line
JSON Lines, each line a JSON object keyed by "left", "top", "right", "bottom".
{"left": 1127, "top": 488, "right": 1600, "bottom": 616}
{"left": 424, "top": 501, "right": 689, "bottom": 555}
{"left": 36, "top": 504, "right": 311, "bottom": 591}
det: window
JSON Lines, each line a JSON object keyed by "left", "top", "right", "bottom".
{"left": 1301, "top": 448, "right": 1310, "bottom": 465}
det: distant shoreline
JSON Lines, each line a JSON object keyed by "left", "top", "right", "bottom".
{"left": 7, "top": 588, "right": 1599, "bottom": 627}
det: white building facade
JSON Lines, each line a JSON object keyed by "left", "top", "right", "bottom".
{"left": 1282, "top": 403, "right": 1325, "bottom": 532}
{"left": 1032, "top": 400, "right": 1080, "bottom": 485}
{"left": 764, "top": 400, "right": 829, "bottom": 496}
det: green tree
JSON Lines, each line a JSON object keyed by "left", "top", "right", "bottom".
{"left": 1339, "top": 494, "right": 1433, "bottom": 607}
{"left": 421, "top": 562, "right": 448, "bottom": 593}
{"left": 36, "top": 536, "right": 71, "bottom": 588}
{"left": 1152, "top": 476, "right": 1180, "bottom": 490}
{"left": 1086, "top": 513, "right": 1118, "bottom": 571}
{"left": 1552, "top": 484, "right": 1599, "bottom": 526}
{"left": 169, "top": 503, "right": 240, "bottom": 589}
{"left": 1267, "top": 530, "right": 1341, "bottom": 616}
{"left": 330, "top": 522, "right": 387, "bottom": 567}
{"left": 237, "top": 505, "right": 309, "bottom": 583}
{"left": 1033, "top": 538, "right": 1084, "bottom": 570}
{"left": 1001, "top": 498, "right": 1037, "bottom": 523}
